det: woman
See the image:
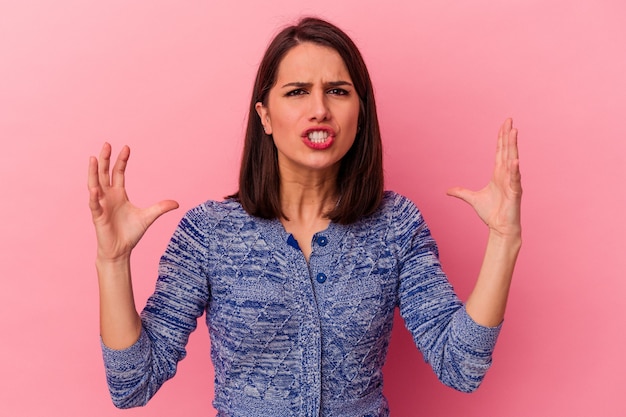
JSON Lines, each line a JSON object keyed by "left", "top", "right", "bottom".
{"left": 88, "top": 17, "right": 522, "bottom": 416}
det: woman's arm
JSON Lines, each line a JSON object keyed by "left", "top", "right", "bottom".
{"left": 88, "top": 143, "right": 179, "bottom": 349}
{"left": 447, "top": 118, "right": 522, "bottom": 326}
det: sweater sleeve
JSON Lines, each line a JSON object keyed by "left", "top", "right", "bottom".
{"left": 101, "top": 205, "right": 210, "bottom": 408}
{"left": 393, "top": 194, "right": 501, "bottom": 392}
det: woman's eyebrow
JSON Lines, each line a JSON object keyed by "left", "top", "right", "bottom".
{"left": 326, "top": 80, "right": 353, "bottom": 87}
{"left": 280, "top": 80, "right": 353, "bottom": 88}
{"left": 281, "top": 81, "right": 311, "bottom": 88}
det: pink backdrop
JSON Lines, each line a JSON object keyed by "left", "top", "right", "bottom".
{"left": 1, "top": 1, "right": 624, "bottom": 416}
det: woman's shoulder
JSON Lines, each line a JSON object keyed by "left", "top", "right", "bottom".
{"left": 192, "top": 197, "right": 245, "bottom": 214}
{"left": 187, "top": 196, "right": 244, "bottom": 212}
{"left": 369, "top": 190, "right": 427, "bottom": 236}
{"left": 181, "top": 198, "right": 251, "bottom": 228}
{"left": 376, "top": 190, "right": 422, "bottom": 219}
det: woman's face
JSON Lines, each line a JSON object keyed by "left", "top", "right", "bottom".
{"left": 256, "top": 42, "right": 360, "bottom": 177}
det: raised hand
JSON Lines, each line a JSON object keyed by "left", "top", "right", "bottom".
{"left": 446, "top": 118, "right": 522, "bottom": 239}
{"left": 88, "top": 143, "right": 179, "bottom": 261}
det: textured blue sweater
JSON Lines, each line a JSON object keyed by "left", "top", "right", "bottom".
{"left": 101, "top": 191, "right": 501, "bottom": 416}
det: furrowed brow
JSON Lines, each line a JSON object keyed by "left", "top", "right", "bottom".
{"left": 281, "top": 82, "right": 312, "bottom": 88}
{"left": 326, "top": 80, "right": 353, "bottom": 87}
{"left": 280, "top": 81, "right": 353, "bottom": 88}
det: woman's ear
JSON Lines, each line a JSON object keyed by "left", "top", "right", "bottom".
{"left": 255, "top": 102, "right": 272, "bottom": 135}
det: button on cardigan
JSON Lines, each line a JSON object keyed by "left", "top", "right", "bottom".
{"left": 101, "top": 191, "right": 501, "bottom": 416}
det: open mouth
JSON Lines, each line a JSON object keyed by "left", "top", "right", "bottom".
{"left": 307, "top": 130, "right": 330, "bottom": 144}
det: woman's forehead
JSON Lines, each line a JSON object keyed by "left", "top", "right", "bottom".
{"left": 275, "top": 42, "right": 352, "bottom": 84}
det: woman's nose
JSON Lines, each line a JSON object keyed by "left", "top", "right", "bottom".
{"left": 309, "top": 90, "right": 330, "bottom": 122}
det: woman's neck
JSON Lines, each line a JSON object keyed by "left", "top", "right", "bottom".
{"left": 278, "top": 163, "right": 339, "bottom": 225}
{"left": 280, "top": 179, "right": 337, "bottom": 225}
{"left": 278, "top": 168, "right": 339, "bottom": 262}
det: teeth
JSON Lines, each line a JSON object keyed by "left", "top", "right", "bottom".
{"left": 307, "top": 131, "right": 329, "bottom": 143}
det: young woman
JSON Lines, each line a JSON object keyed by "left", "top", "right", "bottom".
{"left": 88, "top": 17, "right": 522, "bottom": 416}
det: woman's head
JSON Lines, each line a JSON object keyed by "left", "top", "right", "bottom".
{"left": 233, "top": 17, "right": 384, "bottom": 224}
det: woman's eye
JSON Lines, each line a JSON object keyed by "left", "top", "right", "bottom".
{"left": 328, "top": 88, "right": 349, "bottom": 96}
{"left": 286, "top": 89, "right": 307, "bottom": 96}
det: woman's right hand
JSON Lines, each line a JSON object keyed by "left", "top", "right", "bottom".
{"left": 88, "top": 143, "right": 179, "bottom": 262}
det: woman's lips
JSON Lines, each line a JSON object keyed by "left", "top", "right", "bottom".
{"left": 302, "top": 128, "right": 335, "bottom": 150}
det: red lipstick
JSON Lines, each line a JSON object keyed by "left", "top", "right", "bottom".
{"left": 301, "top": 127, "right": 336, "bottom": 150}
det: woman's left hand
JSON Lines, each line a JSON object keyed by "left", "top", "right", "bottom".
{"left": 447, "top": 118, "right": 522, "bottom": 239}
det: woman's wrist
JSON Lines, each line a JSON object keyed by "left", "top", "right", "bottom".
{"left": 96, "top": 251, "right": 132, "bottom": 266}
{"left": 487, "top": 228, "right": 522, "bottom": 251}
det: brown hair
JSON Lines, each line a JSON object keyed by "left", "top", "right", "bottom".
{"left": 229, "top": 17, "right": 383, "bottom": 224}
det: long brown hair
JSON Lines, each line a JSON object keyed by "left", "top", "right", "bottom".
{"left": 229, "top": 17, "right": 384, "bottom": 224}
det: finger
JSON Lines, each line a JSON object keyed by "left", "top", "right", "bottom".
{"left": 496, "top": 121, "right": 505, "bottom": 167}
{"left": 446, "top": 186, "right": 476, "bottom": 206}
{"left": 507, "top": 127, "right": 519, "bottom": 162}
{"left": 498, "top": 118, "right": 512, "bottom": 166}
{"left": 87, "top": 155, "right": 100, "bottom": 191}
{"left": 144, "top": 200, "right": 180, "bottom": 226}
{"left": 509, "top": 158, "right": 523, "bottom": 194}
{"left": 503, "top": 119, "right": 511, "bottom": 163}
{"left": 111, "top": 145, "right": 130, "bottom": 188}
{"left": 88, "top": 155, "right": 104, "bottom": 218}
{"left": 88, "top": 185, "right": 103, "bottom": 218}
{"left": 98, "top": 142, "right": 112, "bottom": 188}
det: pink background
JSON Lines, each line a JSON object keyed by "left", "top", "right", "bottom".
{"left": 1, "top": 1, "right": 624, "bottom": 416}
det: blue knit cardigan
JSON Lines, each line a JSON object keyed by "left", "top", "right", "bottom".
{"left": 101, "top": 191, "right": 501, "bottom": 416}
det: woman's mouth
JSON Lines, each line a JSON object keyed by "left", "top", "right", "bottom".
{"left": 308, "top": 130, "right": 329, "bottom": 144}
{"left": 302, "top": 128, "right": 335, "bottom": 150}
